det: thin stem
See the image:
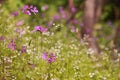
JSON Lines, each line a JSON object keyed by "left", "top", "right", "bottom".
{"left": 41, "top": 32, "right": 43, "bottom": 52}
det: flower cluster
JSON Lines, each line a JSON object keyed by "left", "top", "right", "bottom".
{"left": 42, "top": 52, "right": 56, "bottom": 63}
{"left": 33, "top": 26, "right": 48, "bottom": 33}
{"left": 8, "top": 40, "right": 16, "bottom": 51}
{"left": 22, "top": 5, "right": 38, "bottom": 15}
{"left": 21, "top": 46, "right": 26, "bottom": 53}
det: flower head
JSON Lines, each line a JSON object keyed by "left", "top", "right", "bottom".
{"left": 42, "top": 52, "right": 48, "bottom": 60}
{"left": 31, "top": 7, "right": 38, "bottom": 14}
{"left": 21, "top": 46, "right": 26, "bottom": 53}
{"left": 48, "top": 53, "right": 56, "bottom": 63}
{"left": 22, "top": 5, "right": 38, "bottom": 15}
{"left": 34, "top": 26, "right": 48, "bottom": 33}
{"left": 42, "top": 52, "right": 56, "bottom": 63}
{"left": 8, "top": 40, "right": 16, "bottom": 51}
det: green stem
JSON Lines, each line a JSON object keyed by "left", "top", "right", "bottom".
{"left": 47, "top": 63, "right": 51, "bottom": 80}
{"left": 2, "top": 56, "right": 5, "bottom": 79}
{"left": 41, "top": 32, "right": 43, "bottom": 52}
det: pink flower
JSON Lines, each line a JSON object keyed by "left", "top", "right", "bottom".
{"left": 34, "top": 26, "right": 48, "bottom": 33}
{"left": 42, "top": 52, "right": 48, "bottom": 60}
{"left": 8, "top": 40, "right": 16, "bottom": 51}
{"left": 16, "top": 20, "right": 24, "bottom": 26}
{"left": 42, "top": 52, "right": 56, "bottom": 63}
{"left": 48, "top": 53, "right": 56, "bottom": 63}
{"left": 22, "top": 5, "right": 38, "bottom": 15}
{"left": 21, "top": 46, "right": 26, "bottom": 53}
{"left": 31, "top": 7, "right": 38, "bottom": 14}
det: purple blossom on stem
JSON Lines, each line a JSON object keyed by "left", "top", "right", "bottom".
{"left": 8, "top": 40, "right": 16, "bottom": 51}
{"left": 31, "top": 7, "right": 38, "bottom": 14}
{"left": 42, "top": 52, "right": 56, "bottom": 63}
{"left": 70, "top": 7, "right": 76, "bottom": 13}
{"left": 34, "top": 26, "right": 48, "bottom": 33}
{"left": 42, "top": 52, "right": 48, "bottom": 60}
{"left": 48, "top": 53, "right": 56, "bottom": 63}
{"left": 22, "top": 5, "right": 38, "bottom": 15}
{"left": 21, "top": 46, "right": 26, "bottom": 53}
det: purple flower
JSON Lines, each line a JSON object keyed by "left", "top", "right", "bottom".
{"left": 22, "top": 5, "right": 29, "bottom": 13}
{"left": 59, "top": 6, "right": 64, "bottom": 14}
{"left": 34, "top": 26, "right": 41, "bottom": 31}
{"left": 22, "top": 5, "right": 38, "bottom": 15}
{"left": 72, "top": 19, "right": 78, "bottom": 25}
{"left": 16, "top": 20, "right": 24, "bottom": 26}
{"left": 41, "top": 5, "right": 49, "bottom": 11}
{"left": 26, "top": 10, "right": 31, "bottom": 15}
{"left": 21, "top": 46, "right": 26, "bottom": 53}
{"left": 53, "top": 15, "right": 60, "bottom": 21}
{"left": 42, "top": 52, "right": 48, "bottom": 60}
{"left": 34, "top": 26, "right": 48, "bottom": 33}
{"left": 11, "top": 11, "right": 19, "bottom": 16}
{"left": 59, "top": 7, "right": 67, "bottom": 19}
{"left": 70, "top": 7, "right": 76, "bottom": 13}
{"left": 0, "top": 36, "right": 5, "bottom": 42}
{"left": 31, "top": 7, "right": 38, "bottom": 15}
{"left": 8, "top": 40, "right": 16, "bottom": 51}
{"left": 42, "top": 52, "right": 56, "bottom": 63}
{"left": 48, "top": 53, "right": 56, "bottom": 63}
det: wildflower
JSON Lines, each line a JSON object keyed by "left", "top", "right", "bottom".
{"left": 22, "top": 5, "right": 29, "bottom": 13}
{"left": 0, "top": 36, "right": 5, "bottom": 42}
{"left": 48, "top": 53, "right": 56, "bottom": 63}
{"left": 11, "top": 11, "right": 19, "bottom": 16}
{"left": 70, "top": 7, "right": 76, "bottom": 13}
{"left": 53, "top": 15, "right": 60, "bottom": 21}
{"left": 21, "top": 46, "right": 26, "bottom": 53}
{"left": 30, "top": 6, "right": 38, "bottom": 14}
{"left": 42, "top": 52, "right": 56, "bottom": 63}
{"left": 34, "top": 26, "right": 48, "bottom": 33}
{"left": 41, "top": 5, "right": 49, "bottom": 11}
{"left": 16, "top": 20, "right": 24, "bottom": 26}
{"left": 8, "top": 40, "right": 16, "bottom": 51}
{"left": 22, "top": 5, "right": 38, "bottom": 15}
{"left": 42, "top": 52, "right": 48, "bottom": 60}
